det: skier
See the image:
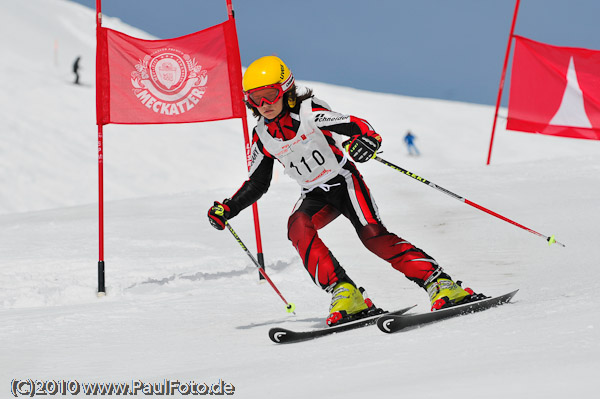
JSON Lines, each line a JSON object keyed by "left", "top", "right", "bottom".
{"left": 404, "top": 130, "right": 420, "bottom": 156}
{"left": 73, "top": 56, "right": 81, "bottom": 85}
{"left": 208, "top": 56, "right": 476, "bottom": 326}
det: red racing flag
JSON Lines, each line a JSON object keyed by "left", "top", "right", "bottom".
{"left": 507, "top": 36, "right": 600, "bottom": 140}
{"left": 96, "top": 20, "right": 245, "bottom": 125}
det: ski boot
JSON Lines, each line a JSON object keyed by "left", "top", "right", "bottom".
{"left": 326, "top": 282, "right": 376, "bottom": 327}
{"left": 425, "top": 269, "right": 477, "bottom": 311}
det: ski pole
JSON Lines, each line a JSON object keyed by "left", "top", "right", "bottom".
{"left": 374, "top": 156, "right": 565, "bottom": 247}
{"left": 225, "top": 221, "right": 296, "bottom": 314}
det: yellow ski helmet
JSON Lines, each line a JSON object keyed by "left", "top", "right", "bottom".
{"left": 243, "top": 56, "right": 295, "bottom": 94}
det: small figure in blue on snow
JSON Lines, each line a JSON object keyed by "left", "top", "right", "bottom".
{"left": 404, "top": 130, "right": 420, "bottom": 156}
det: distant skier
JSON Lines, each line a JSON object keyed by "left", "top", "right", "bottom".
{"left": 208, "top": 56, "right": 479, "bottom": 326}
{"left": 404, "top": 130, "right": 420, "bottom": 156}
{"left": 73, "top": 56, "right": 81, "bottom": 85}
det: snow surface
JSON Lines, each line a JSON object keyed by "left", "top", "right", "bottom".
{"left": 1, "top": 1, "right": 599, "bottom": 398}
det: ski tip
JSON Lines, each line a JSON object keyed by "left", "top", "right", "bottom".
{"left": 269, "top": 328, "right": 292, "bottom": 344}
{"left": 376, "top": 316, "right": 397, "bottom": 334}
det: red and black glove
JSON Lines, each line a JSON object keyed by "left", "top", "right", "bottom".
{"left": 208, "top": 201, "right": 231, "bottom": 230}
{"left": 343, "top": 133, "right": 382, "bottom": 163}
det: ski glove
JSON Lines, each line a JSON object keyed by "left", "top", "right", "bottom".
{"left": 343, "top": 134, "right": 382, "bottom": 163}
{"left": 208, "top": 201, "right": 231, "bottom": 230}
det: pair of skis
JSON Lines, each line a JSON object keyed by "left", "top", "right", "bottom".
{"left": 269, "top": 289, "right": 518, "bottom": 344}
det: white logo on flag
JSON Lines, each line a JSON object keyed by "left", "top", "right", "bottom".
{"left": 549, "top": 56, "right": 592, "bottom": 128}
{"left": 131, "top": 48, "right": 208, "bottom": 116}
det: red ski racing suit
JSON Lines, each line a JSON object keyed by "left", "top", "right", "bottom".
{"left": 224, "top": 97, "right": 439, "bottom": 291}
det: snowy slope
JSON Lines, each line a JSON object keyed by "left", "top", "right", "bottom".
{"left": 1, "top": 1, "right": 600, "bottom": 398}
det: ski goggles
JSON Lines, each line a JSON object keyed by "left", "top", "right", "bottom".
{"left": 244, "top": 84, "right": 285, "bottom": 108}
